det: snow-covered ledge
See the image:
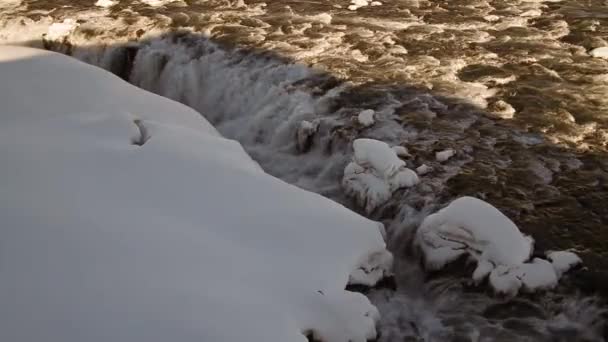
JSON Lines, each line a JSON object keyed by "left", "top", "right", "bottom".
{"left": 0, "top": 46, "right": 391, "bottom": 342}
{"left": 415, "top": 197, "right": 581, "bottom": 296}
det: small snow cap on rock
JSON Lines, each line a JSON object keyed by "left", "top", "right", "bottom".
{"left": 415, "top": 164, "right": 431, "bottom": 175}
{"left": 435, "top": 149, "right": 455, "bottom": 162}
{"left": 391, "top": 145, "right": 410, "bottom": 158}
{"left": 95, "top": 0, "right": 118, "bottom": 7}
{"left": 357, "top": 109, "right": 375, "bottom": 127}
{"left": 547, "top": 250, "right": 582, "bottom": 277}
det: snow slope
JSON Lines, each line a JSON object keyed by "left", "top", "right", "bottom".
{"left": 0, "top": 46, "right": 391, "bottom": 342}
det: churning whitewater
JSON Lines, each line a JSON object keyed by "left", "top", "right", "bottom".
{"left": 1, "top": 0, "right": 607, "bottom": 341}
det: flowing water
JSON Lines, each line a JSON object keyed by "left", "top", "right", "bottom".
{"left": 1, "top": 0, "right": 607, "bottom": 340}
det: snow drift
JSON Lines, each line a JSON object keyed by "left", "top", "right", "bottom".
{"left": 0, "top": 46, "right": 392, "bottom": 342}
{"left": 415, "top": 197, "right": 581, "bottom": 296}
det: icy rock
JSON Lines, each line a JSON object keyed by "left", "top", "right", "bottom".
{"left": 296, "top": 119, "right": 320, "bottom": 152}
{"left": 371, "top": 1, "right": 382, "bottom": 6}
{"left": 415, "top": 164, "right": 431, "bottom": 175}
{"left": 547, "top": 251, "right": 582, "bottom": 277}
{"left": 343, "top": 139, "right": 418, "bottom": 213}
{"left": 590, "top": 47, "right": 608, "bottom": 59}
{"left": 357, "top": 109, "right": 375, "bottom": 127}
{"left": 435, "top": 149, "right": 455, "bottom": 162}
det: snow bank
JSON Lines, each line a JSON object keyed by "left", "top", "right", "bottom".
{"left": 0, "top": 46, "right": 391, "bottom": 342}
{"left": 416, "top": 197, "right": 580, "bottom": 296}
{"left": 343, "top": 139, "right": 419, "bottom": 213}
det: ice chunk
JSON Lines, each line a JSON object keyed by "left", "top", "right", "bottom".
{"left": 357, "top": 109, "right": 375, "bottom": 127}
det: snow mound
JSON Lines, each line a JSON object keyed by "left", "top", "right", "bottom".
{"left": 343, "top": 139, "right": 419, "bottom": 213}
{"left": 0, "top": 46, "right": 391, "bottom": 342}
{"left": 416, "top": 197, "right": 580, "bottom": 296}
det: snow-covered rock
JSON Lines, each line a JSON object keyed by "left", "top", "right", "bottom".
{"left": 0, "top": 46, "right": 392, "bottom": 342}
{"left": 435, "top": 148, "right": 455, "bottom": 162}
{"left": 547, "top": 251, "right": 582, "bottom": 277}
{"left": 416, "top": 197, "right": 534, "bottom": 271}
{"left": 95, "top": 0, "right": 118, "bottom": 7}
{"left": 140, "top": 0, "right": 177, "bottom": 6}
{"left": 357, "top": 109, "right": 375, "bottom": 127}
{"left": 416, "top": 197, "right": 581, "bottom": 296}
{"left": 590, "top": 47, "right": 608, "bottom": 59}
{"left": 343, "top": 139, "right": 419, "bottom": 213}
{"left": 348, "top": 0, "right": 369, "bottom": 10}
{"left": 354, "top": 139, "right": 406, "bottom": 179}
